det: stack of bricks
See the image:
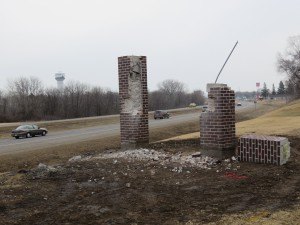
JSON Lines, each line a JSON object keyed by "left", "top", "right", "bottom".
{"left": 237, "top": 134, "right": 290, "bottom": 165}
{"left": 200, "top": 83, "right": 236, "bottom": 158}
{"left": 118, "top": 56, "right": 149, "bottom": 149}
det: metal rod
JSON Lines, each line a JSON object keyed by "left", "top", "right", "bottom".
{"left": 215, "top": 41, "right": 238, "bottom": 83}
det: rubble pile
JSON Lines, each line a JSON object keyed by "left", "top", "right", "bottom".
{"left": 29, "top": 163, "right": 62, "bottom": 179}
{"left": 93, "top": 149, "right": 218, "bottom": 169}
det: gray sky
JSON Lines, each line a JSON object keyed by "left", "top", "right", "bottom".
{"left": 0, "top": 0, "right": 299, "bottom": 92}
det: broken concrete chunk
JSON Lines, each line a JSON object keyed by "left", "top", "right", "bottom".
{"left": 68, "top": 155, "right": 82, "bottom": 162}
{"left": 94, "top": 149, "right": 217, "bottom": 170}
{"left": 192, "top": 152, "right": 202, "bottom": 158}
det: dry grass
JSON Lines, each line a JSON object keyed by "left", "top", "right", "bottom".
{"left": 161, "top": 100, "right": 299, "bottom": 142}
{"left": 205, "top": 207, "right": 300, "bottom": 225}
{"left": 235, "top": 100, "right": 285, "bottom": 122}
{"left": 237, "top": 99, "right": 300, "bottom": 136}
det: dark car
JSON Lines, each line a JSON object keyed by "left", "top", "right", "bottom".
{"left": 154, "top": 110, "right": 170, "bottom": 119}
{"left": 11, "top": 125, "right": 48, "bottom": 139}
{"left": 201, "top": 105, "right": 208, "bottom": 112}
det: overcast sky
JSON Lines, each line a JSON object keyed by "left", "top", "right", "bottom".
{"left": 0, "top": 0, "right": 299, "bottom": 92}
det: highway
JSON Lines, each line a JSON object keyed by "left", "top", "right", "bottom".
{"left": 0, "top": 112, "right": 200, "bottom": 155}
{"left": 0, "top": 102, "right": 254, "bottom": 155}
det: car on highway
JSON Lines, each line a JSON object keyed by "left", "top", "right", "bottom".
{"left": 11, "top": 125, "right": 48, "bottom": 139}
{"left": 154, "top": 110, "right": 170, "bottom": 119}
{"left": 201, "top": 105, "right": 208, "bottom": 112}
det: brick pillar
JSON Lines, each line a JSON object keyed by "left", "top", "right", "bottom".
{"left": 118, "top": 56, "right": 149, "bottom": 149}
{"left": 200, "top": 83, "right": 236, "bottom": 159}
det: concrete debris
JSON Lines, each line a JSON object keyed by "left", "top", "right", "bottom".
{"left": 29, "top": 163, "right": 61, "bottom": 179}
{"left": 37, "top": 163, "right": 57, "bottom": 172}
{"left": 68, "top": 155, "right": 82, "bottom": 162}
{"left": 94, "top": 149, "right": 218, "bottom": 170}
{"left": 126, "top": 183, "right": 131, "bottom": 188}
{"left": 192, "top": 152, "right": 202, "bottom": 158}
{"left": 99, "top": 207, "right": 110, "bottom": 213}
{"left": 68, "top": 155, "right": 92, "bottom": 163}
{"left": 172, "top": 167, "right": 183, "bottom": 173}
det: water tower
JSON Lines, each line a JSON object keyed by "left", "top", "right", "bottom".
{"left": 55, "top": 72, "right": 65, "bottom": 90}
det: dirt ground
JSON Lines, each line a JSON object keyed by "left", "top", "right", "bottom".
{"left": 0, "top": 136, "right": 299, "bottom": 225}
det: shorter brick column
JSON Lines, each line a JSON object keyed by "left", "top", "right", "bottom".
{"left": 118, "top": 56, "right": 149, "bottom": 149}
{"left": 200, "top": 83, "right": 236, "bottom": 159}
{"left": 237, "top": 134, "right": 290, "bottom": 165}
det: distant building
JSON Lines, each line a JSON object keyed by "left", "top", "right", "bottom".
{"left": 55, "top": 72, "right": 65, "bottom": 90}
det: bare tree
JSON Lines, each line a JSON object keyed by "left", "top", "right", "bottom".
{"left": 149, "top": 80, "right": 205, "bottom": 110}
{"left": 190, "top": 90, "right": 205, "bottom": 105}
{"left": 157, "top": 79, "right": 187, "bottom": 109}
{"left": 0, "top": 90, "right": 7, "bottom": 122}
{"left": 277, "top": 36, "right": 300, "bottom": 97}
{"left": 158, "top": 79, "right": 186, "bottom": 95}
{"left": 0, "top": 77, "right": 204, "bottom": 122}
{"left": 43, "top": 88, "right": 62, "bottom": 120}
{"left": 7, "top": 76, "right": 43, "bottom": 120}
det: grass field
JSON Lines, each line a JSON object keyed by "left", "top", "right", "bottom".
{"left": 160, "top": 100, "right": 292, "bottom": 142}
{"left": 235, "top": 99, "right": 286, "bottom": 122}
{"left": 237, "top": 99, "right": 300, "bottom": 136}
{"left": 206, "top": 207, "right": 300, "bottom": 225}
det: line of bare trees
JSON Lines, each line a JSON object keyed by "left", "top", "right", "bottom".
{"left": 277, "top": 35, "right": 300, "bottom": 98}
{"left": 0, "top": 78, "right": 205, "bottom": 122}
{"left": 149, "top": 79, "right": 205, "bottom": 110}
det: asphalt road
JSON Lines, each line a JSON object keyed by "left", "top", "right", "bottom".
{"left": 0, "top": 113, "right": 201, "bottom": 155}
{"left": 0, "top": 102, "right": 254, "bottom": 155}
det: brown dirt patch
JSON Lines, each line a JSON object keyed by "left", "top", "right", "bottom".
{"left": 0, "top": 136, "right": 299, "bottom": 225}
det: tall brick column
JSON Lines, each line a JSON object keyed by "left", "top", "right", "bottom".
{"left": 200, "top": 83, "right": 236, "bottom": 159}
{"left": 118, "top": 56, "right": 149, "bottom": 149}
